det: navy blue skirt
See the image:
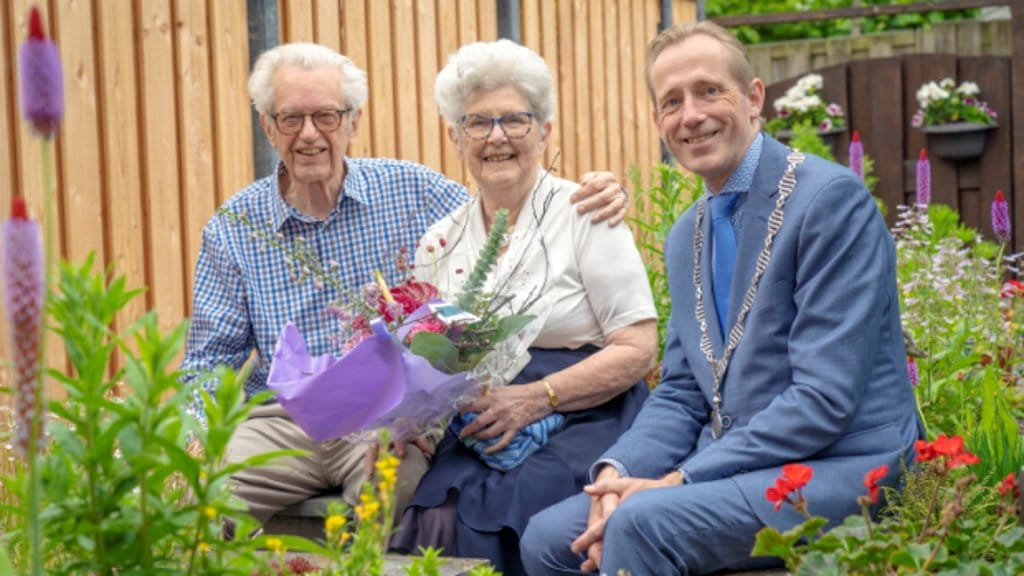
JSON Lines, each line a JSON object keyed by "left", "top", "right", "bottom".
{"left": 392, "top": 346, "right": 649, "bottom": 576}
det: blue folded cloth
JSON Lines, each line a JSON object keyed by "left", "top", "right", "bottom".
{"left": 450, "top": 412, "right": 566, "bottom": 471}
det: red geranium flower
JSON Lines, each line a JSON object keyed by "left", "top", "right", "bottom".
{"left": 997, "top": 472, "right": 1020, "bottom": 499}
{"left": 782, "top": 463, "right": 813, "bottom": 489}
{"left": 915, "top": 438, "right": 937, "bottom": 462}
{"left": 863, "top": 464, "right": 889, "bottom": 504}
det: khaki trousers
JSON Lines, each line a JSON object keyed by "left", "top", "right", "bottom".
{"left": 224, "top": 402, "right": 430, "bottom": 525}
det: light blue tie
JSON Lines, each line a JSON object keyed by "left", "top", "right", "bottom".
{"left": 710, "top": 193, "right": 739, "bottom": 335}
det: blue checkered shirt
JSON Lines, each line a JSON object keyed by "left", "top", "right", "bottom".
{"left": 182, "top": 158, "right": 468, "bottom": 418}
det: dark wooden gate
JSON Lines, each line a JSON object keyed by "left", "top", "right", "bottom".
{"left": 765, "top": 54, "right": 1016, "bottom": 249}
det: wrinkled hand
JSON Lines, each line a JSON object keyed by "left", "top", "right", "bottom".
{"left": 458, "top": 384, "right": 549, "bottom": 453}
{"left": 572, "top": 470, "right": 683, "bottom": 572}
{"left": 571, "top": 171, "right": 629, "bottom": 226}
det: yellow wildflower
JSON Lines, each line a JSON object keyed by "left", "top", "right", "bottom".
{"left": 265, "top": 537, "right": 285, "bottom": 553}
{"left": 198, "top": 542, "right": 211, "bottom": 553}
{"left": 325, "top": 513, "right": 347, "bottom": 535}
{"left": 340, "top": 531, "right": 352, "bottom": 544}
{"left": 202, "top": 505, "right": 218, "bottom": 519}
{"left": 355, "top": 501, "right": 380, "bottom": 521}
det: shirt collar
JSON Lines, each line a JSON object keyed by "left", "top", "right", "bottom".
{"left": 268, "top": 158, "right": 370, "bottom": 231}
{"left": 703, "top": 131, "right": 764, "bottom": 197}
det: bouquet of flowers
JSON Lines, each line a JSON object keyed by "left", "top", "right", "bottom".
{"left": 764, "top": 73, "right": 845, "bottom": 135}
{"left": 912, "top": 78, "right": 997, "bottom": 127}
{"left": 244, "top": 208, "right": 540, "bottom": 442}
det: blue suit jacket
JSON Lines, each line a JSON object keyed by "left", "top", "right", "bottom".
{"left": 602, "top": 134, "right": 923, "bottom": 530}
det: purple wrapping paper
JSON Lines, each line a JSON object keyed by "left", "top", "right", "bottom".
{"left": 266, "top": 319, "right": 479, "bottom": 442}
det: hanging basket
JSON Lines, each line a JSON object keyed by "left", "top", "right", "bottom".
{"left": 774, "top": 125, "right": 846, "bottom": 157}
{"left": 919, "top": 122, "right": 997, "bottom": 162}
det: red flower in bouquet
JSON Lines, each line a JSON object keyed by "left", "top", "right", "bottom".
{"left": 388, "top": 280, "right": 438, "bottom": 317}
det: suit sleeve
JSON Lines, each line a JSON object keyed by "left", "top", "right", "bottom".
{"left": 681, "top": 171, "right": 892, "bottom": 482}
{"left": 598, "top": 216, "right": 710, "bottom": 478}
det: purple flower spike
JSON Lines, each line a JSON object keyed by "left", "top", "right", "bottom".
{"left": 849, "top": 130, "right": 864, "bottom": 179}
{"left": 19, "top": 6, "right": 64, "bottom": 137}
{"left": 3, "top": 196, "right": 45, "bottom": 457}
{"left": 992, "top": 189, "right": 1010, "bottom": 243}
{"left": 907, "top": 357, "right": 919, "bottom": 388}
{"left": 916, "top": 148, "right": 931, "bottom": 206}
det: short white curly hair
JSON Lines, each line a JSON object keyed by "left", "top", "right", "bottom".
{"left": 434, "top": 39, "right": 555, "bottom": 126}
{"left": 248, "top": 42, "right": 368, "bottom": 116}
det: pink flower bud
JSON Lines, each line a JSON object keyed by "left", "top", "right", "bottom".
{"left": 992, "top": 189, "right": 1010, "bottom": 243}
{"left": 3, "top": 196, "right": 46, "bottom": 456}
{"left": 19, "top": 6, "right": 64, "bottom": 137}
{"left": 916, "top": 149, "right": 930, "bottom": 206}
{"left": 849, "top": 130, "right": 863, "bottom": 180}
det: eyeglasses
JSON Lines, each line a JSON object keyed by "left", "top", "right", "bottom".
{"left": 459, "top": 112, "right": 534, "bottom": 140}
{"left": 269, "top": 107, "right": 353, "bottom": 135}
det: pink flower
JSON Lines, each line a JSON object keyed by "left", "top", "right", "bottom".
{"left": 848, "top": 130, "right": 864, "bottom": 179}
{"left": 916, "top": 148, "right": 931, "bottom": 206}
{"left": 907, "top": 357, "right": 919, "bottom": 388}
{"left": 18, "top": 6, "right": 63, "bottom": 136}
{"left": 3, "top": 196, "right": 45, "bottom": 457}
{"left": 405, "top": 318, "right": 447, "bottom": 342}
{"left": 992, "top": 189, "right": 1010, "bottom": 243}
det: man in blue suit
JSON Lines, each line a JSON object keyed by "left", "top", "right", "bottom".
{"left": 520, "top": 21, "right": 923, "bottom": 576}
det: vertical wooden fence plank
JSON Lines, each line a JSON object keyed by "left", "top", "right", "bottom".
{"left": 617, "top": 0, "right": 638, "bottom": 183}
{"left": 95, "top": 0, "right": 148, "bottom": 350}
{"left": 1012, "top": 0, "right": 1024, "bottom": 254}
{"left": 603, "top": 0, "right": 622, "bottom": 180}
{"left": 392, "top": 0, "right": 420, "bottom": 162}
{"left": 0, "top": 2, "right": 17, "bottom": 395}
{"left": 414, "top": 0, "right": 443, "bottom": 175}
{"left": 341, "top": 0, "right": 372, "bottom": 158}
{"left": 282, "top": 0, "right": 315, "bottom": 43}
{"left": 522, "top": 0, "right": 540, "bottom": 47}
{"left": 367, "top": 0, "right": 396, "bottom": 158}
{"left": 587, "top": 1, "right": 607, "bottom": 173}
{"left": 539, "top": 0, "right": 560, "bottom": 173}
{"left": 314, "top": 0, "right": 342, "bottom": 49}
{"left": 54, "top": 0, "right": 106, "bottom": 267}
{"left": 556, "top": 2, "right": 577, "bottom": 178}
{"left": 571, "top": 0, "right": 590, "bottom": 178}
{"left": 478, "top": 0, "right": 497, "bottom": 41}
{"left": 210, "top": 0, "right": 254, "bottom": 206}
{"left": 636, "top": 0, "right": 658, "bottom": 175}
{"left": 176, "top": 0, "right": 219, "bottom": 315}
{"left": 138, "top": 0, "right": 187, "bottom": 333}
{"left": 437, "top": 0, "right": 465, "bottom": 184}
{"left": 969, "top": 56, "right": 1012, "bottom": 242}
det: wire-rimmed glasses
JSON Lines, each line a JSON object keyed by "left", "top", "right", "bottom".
{"left": 269, "top": 107, "right": 353, "bottom": 135}
{"left": 459, "top": 112, "right": 534, "bottom": 140}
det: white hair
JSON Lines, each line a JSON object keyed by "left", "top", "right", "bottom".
{"left": 247, "top": 42, "right": 368, "bottom": 115}
{"left": 434, "top": 39, "right": 555, "bottom": 125}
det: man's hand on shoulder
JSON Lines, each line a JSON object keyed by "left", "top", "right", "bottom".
{"left": 571, "top": 171, "right": 630, "bottom": 226}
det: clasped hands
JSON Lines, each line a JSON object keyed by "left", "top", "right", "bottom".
{"left": 571, "top": 467, "right": 684, "bottom": 573}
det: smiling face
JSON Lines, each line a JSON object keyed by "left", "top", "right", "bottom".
{"left": 649, "top": 34, "right": 764, "bottom": 192}
{"left": 260, "top": 64, "right": 360, "bottom": 193}
{"left": 450, "top": 85, "right": 550, "bottom": 201}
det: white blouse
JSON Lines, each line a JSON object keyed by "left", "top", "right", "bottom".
{"left": 414, "top": 171, "right": 656, "bottom": 350}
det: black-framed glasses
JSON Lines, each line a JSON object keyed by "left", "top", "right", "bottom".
{"left": 269, "top": 107, "right": 353, "bottom": 135}
{"left": 459, "top": 112, "right": 534, "bottom": 140}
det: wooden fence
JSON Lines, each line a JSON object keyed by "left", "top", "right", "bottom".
{"left": 747, "top": 16, "right": 1013, "bottom": 86}
{"left": 764, "top": 53, "right": 1016, "bottom": 248}
{"left": 0, "top": 0, "right": 695, "bottom": 397}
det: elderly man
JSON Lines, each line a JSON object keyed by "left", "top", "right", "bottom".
{"left": 181, "top": 42, "right": 628, "bottom": 528}
{"left": 520, "top": 21, "right": 922, "bottom": 576}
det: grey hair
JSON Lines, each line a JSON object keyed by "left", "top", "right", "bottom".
{"left": 248, "top": 42, "right": 368, "bottom": 115}
{"left": 434, "top": 39, "right": 555, "bottom": 125}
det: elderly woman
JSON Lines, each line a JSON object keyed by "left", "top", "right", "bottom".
{"left": 390, "top": 40, "right": 658, "bottom": 575}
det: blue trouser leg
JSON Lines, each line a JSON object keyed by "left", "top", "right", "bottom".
{"left": 521, "top": 479, "right": 784, "bottom": 576}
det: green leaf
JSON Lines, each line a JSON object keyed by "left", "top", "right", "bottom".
{"left": 409, "top": 331, "right": 462, "bottom": 373}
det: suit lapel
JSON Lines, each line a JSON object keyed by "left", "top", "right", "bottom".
{"left": 729, "top": 135, "right": 790, "bottom": 327}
